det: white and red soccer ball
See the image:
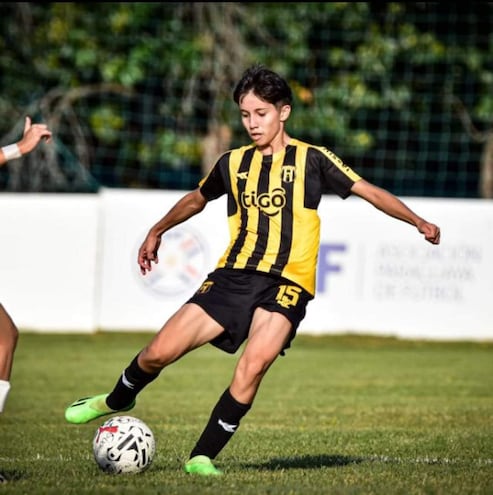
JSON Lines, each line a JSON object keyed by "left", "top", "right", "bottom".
{"left": 93, "top": 415, "right": 155, "bottom": 474}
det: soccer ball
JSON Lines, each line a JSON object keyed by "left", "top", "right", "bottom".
{"left": 93, "top": 415, "right": 156, "bottom": 474}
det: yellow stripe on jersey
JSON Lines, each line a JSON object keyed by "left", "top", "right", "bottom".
{"left": 281, "top": 142, "right": 320, "bottom": 294}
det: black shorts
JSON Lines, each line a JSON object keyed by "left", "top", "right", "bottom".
{"left": 187, "top": 268, "right": 313, "bottom": 354}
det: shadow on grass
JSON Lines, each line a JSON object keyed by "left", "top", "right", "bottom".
{"left": 0, "top": 470, "right": 24, "bottom": 482}
{"left": 243, "top": 454, "right": 364, "bottom": 471}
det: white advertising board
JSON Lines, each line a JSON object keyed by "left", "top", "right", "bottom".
{"left": 1, "top": 189, "right": 491, "bottom": 341}
{"left": 0, "top": 193, "right": 99, "bottom": 331}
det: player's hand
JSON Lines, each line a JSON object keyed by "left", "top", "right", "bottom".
{"left": 18, "top": 116, "right": 52, "bottom": 155}
{"left": 138, "top": 232, "right": 161, "bottom": 275}
{"left": 418, "top": 221, "right": 441, "bottom": 245}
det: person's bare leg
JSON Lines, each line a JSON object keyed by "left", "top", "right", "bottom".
{"left": 138, "top": 303, "right": 225, "bottom": 372}
{"left": 0, "top": 305, "right": 19, "bottom": 412}
{"left": 229, "top": 309, "right": 292, "bottom": 404}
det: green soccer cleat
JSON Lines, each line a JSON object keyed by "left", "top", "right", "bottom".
{"left": 64, "top": 393, "right": 135, "bottom": 424}
{"left": 184, "top": 455, "right": 223, "bottom": 476}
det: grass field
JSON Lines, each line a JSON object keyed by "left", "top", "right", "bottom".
{"left": 1, "top": 332, "right": 492, "bottom": 494}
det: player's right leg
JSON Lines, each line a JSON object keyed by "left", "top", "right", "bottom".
{"left": 65, "top": 303, "right": 224, "bottom": 424}
{"left": 183, "top": 309, "right": 293, "bottom": 475}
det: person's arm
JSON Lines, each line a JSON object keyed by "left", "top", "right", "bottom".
{"left": 138, "top": 188, "right": 208, "bottom": 275}
{"left": 0, "top": 116, "right": 52, "bottom": 166}
{"left": 350, "top": 179, "right": 441, "bottom": 245}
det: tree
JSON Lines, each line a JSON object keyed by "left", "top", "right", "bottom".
{"left": 0, "top": 2, "right": 491, "bottom": 197}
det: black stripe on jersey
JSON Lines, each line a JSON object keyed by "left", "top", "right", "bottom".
{"left": 225, "top": 147, "right": 255, "bottom": 266}
{"left": 304, "top": 147, "right": 323, "bottom": 209}
{"left": 243, "top": 154, "right": 272, "bottom": 269}
{"left": 274, "top": 145, "right": 296, "bottom": 271}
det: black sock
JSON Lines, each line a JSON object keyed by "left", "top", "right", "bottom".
{"left": 106, "top": 354, "right": 160, "bottom": 410}
{"left": 189, "top": 388, "right": 251, "bottom": 460}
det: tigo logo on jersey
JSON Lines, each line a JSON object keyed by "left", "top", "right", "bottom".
{"left": 240, "top": 187, "right": 286, "bottom": 216}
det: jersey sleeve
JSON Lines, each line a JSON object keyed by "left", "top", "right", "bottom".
{"left": 315, "top": 147, "right": 361, "bottom": 198}
{"left": 198, "top": 152, "right": 230, "bottom": 200}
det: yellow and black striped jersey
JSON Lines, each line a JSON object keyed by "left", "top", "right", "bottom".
{"left": 199, "top": 138, "right": 361, "bottom": 295}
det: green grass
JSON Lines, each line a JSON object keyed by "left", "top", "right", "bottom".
{"left": 1, "top": 332, "right": 492, "bottom": 495}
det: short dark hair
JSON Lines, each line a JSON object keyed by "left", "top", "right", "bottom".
{"left": 233, "top": 64, "right": 293, "bottom": 106}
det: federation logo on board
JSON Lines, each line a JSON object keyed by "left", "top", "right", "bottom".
{"left": 136, "top": 225, "right": 210, "bottom": 297}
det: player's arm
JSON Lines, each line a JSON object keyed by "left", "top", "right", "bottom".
{"left": 138, "top": 188, "right": 208, "bottom": 275}
{"left": 350, "top": 179, "right": 441, "bottom": 245}
{"left": 0, "top": 116, "right": 52, "bottom": 166}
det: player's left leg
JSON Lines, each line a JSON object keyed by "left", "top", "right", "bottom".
{"left": 184, "top": 309, "right": 292, "bottom": 476}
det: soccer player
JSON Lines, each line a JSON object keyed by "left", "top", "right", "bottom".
{"left": 0, "top": 116, "right": 52, "bottom": 414}
{"left": 65, "top": 65, "right": 441, "bottom": 475}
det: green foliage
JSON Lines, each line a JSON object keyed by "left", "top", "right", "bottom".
{"left": 89, "top": 106, "right": 125, "bottom": 144}
{"left": 1, "top": 332, "right": 492, "bottom": 494}
{"left": 0, "top": 3, "right": 491, "bottom": 195}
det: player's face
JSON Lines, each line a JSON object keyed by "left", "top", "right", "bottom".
{"left": 239, "top": 91, "right": 290, "bottom": 151}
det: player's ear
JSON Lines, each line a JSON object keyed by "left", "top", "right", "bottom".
{"left": 280, "top": 105, "right": 291, "bottom": 122}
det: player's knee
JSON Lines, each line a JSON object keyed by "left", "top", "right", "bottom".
{"left": 237, "top": 355, "right": 271, "bottom": 382}
{"left": 138, "top": 347, "right": 167, "bottom": 372}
